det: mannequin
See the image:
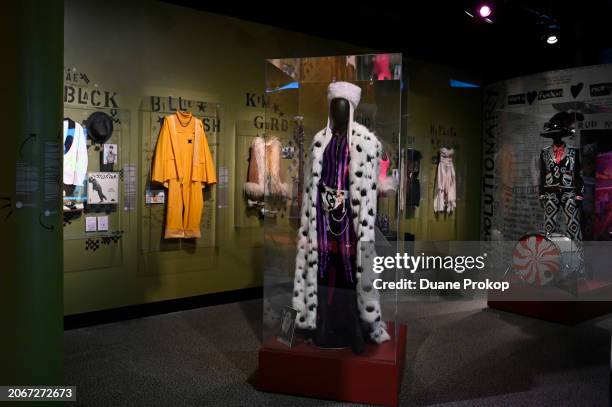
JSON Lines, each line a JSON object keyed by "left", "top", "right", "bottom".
{"left": 329, "top": 98, "right": 350, "bottom": 133}
{"left": 405, "top": 148, "right": 422, "bottom": 209}
{"left": 293, "top": 81, "right": 390, "bottom": 354}
{"left": 538, "top": 111, "right": 584, "bottom": 240}
{"left": 434, "top": 147, "right": 456, "bottom": 214}
{"left": 314, "top": 96, "right": 365, "bottom": 353}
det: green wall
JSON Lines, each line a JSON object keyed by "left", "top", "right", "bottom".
{"left": 400, "top": 60, "right": 482, "bottom": 241}
{"left": 63, "top": 0, "right": 369, "bottom": 315}
{"left": 63, "top": 1, "right": 482, "bottom": 316}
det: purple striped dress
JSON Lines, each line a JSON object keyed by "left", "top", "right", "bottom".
{"left": 316, "top": 131, "right": 357, "bottom": 304}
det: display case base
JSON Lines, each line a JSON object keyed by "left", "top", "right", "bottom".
{"left": 258, "top": 323, "right": 406, "bottom": 407}
{"left": 488, "top": 280, "right": 612, "bottom": 324}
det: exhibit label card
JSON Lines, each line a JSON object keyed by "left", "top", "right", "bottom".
{"left": 277, "top": 307, "right": 297, "bottom": 347}
{"left": 85, "top": 217, "right": 97, "bottom": 232}
{"left": 97, "top": 216, "right": 109, "bottom": 232}
{"left": 145, "top": 189, "right": 165, "bottom": 204}
{"left": 123, "top": 164, "right": 137, "bottom": 211}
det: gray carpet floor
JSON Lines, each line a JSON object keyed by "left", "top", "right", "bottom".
{"left": 65, "top": 299, "right": 611, "bottom": 406}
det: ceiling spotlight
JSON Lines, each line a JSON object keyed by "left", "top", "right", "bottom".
{"left": 546, "top": 34, "right": 559, "bottom": 44}
{"left": 542, "top": 24, "right": 561, "bottom": 45}
{"left": 465, "top": 3, "right": 495, "bottom": 22}
{"left": 478, "top": 4, "right": 492, "bottom": 18}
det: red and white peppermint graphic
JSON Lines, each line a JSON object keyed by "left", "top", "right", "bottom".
{"left": 512, "top": 234, "right": 561, "bottom": 286}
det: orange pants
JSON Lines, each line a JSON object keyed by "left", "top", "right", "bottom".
{"left": 164, "top": 180, "right": 204, "bottom": 239}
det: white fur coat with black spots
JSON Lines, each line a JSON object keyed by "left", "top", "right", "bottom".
{"left": 292, "top": 122, "right": 390, "bottom": 344}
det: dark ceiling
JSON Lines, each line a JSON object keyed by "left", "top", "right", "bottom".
{"left": 167, "top": 0, "right": 612, "bottom": 83}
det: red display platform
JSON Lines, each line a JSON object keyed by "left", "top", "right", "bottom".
{"left": 258, "top": 323, "right": 407, "bottom": 407}
{"left": 488, "top": 279, "right": 612, "bottom": 324}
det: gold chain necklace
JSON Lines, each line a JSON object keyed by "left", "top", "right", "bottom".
{"left": 177, "top": 112, "right": 193, "bottom": 128}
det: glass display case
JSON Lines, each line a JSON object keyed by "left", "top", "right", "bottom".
{"left": 485, "top": 96, "right": 588, "bottom": 291}
{"left": 483, "top": 68, "right": 612, "bottom": 316}
{"left": 62, "top": 105, "right": 131, "bottom": 272}
{"left": 258, "top": 54, "right": 405, "bottom": 406}
{"left": 136, "top": 96, "right": 224, "bottom": 278}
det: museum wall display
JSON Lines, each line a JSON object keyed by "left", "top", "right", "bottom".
{"left": 63, "top": 0, "right": 368, "bottom": 315}
{"left": 62, "top": 0, "right": 484, "bottom": 316}
{"left": 7, "top": 0, "right": 612, "bottom": 402}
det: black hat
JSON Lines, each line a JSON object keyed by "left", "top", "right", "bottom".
{"left": 540, "top": 111, "right": 584, "bottom": 138}
{"left": 86, "top": 111, "right": 114, "bottom": 144}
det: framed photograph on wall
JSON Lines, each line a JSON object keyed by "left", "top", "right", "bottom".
{"left": 281, "top": 146, "right": 295, "bottom": 159}
{"left": 87, "top": 172, "right": 119, "bottom": 204}
{"left": 103, "top": 144, "right": 118, "bottom": 165}
{"left": 145, "top": 189, "right": 165, "bottom": 204}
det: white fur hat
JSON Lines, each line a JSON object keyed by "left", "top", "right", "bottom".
{"left": 327, "top": 81, "right": 361, "bottom": 110}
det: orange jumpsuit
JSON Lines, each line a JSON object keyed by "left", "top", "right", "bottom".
{"left": 152, "top": 111, "right": 216, "bottom": 239}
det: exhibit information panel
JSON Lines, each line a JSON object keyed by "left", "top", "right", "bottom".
{"left": 260, "top": 54, "right": 403, "bottom": 368}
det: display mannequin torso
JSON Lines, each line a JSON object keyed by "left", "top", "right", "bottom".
{"left": 314, "top": 97, "right": 365, "bottom": 354}
{"left": 539, "top": 133, "right": 583, "bottom": 198}
{"left": 293, "top": 90, "right": 391, "bottom": 347}
{"left": 538, "top": 130, "right": 583, "bottom": 240}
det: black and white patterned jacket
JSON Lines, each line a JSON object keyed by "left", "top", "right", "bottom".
{"left": 292, "top": 122, "right": 390, "bottom": 344}
{"left": 539, "top": 143, "right": 584, "bottom": 197}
